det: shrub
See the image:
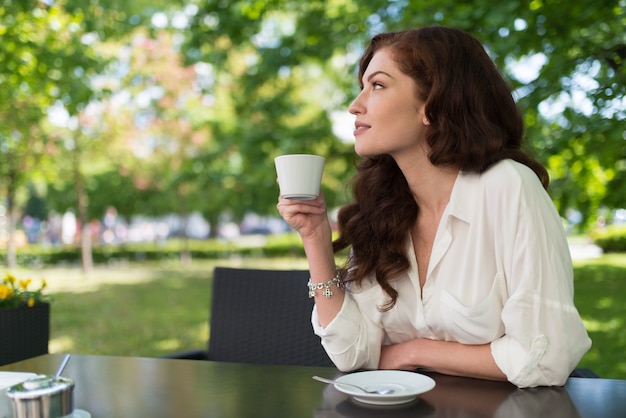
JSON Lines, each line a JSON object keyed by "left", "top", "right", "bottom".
{"left": 1, "top": 233, "right": 309, "bottom": 267}
{"left": 591, "top": 225, "right": 626, "bottom": 253}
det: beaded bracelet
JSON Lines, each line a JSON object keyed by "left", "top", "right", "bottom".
{"left": 307, "top": 271, "right": 343, "bottom": 299}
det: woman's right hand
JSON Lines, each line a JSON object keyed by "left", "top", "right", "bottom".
{"left": 276, "top": 193, "right": 331, "bottom": 240}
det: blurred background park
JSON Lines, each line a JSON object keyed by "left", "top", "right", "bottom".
{"left": 1, "top": 1, "right": 625, "bottom": 378}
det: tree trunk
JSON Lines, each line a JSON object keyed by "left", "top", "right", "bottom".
{"left": 179, "top": 209, "right": 192, "bottom": 266}
{"left": 74, "top": 149, "right": 93, "bottom": 274}
{"left": 5, "top": 165, "right": 18, "bottom": 269}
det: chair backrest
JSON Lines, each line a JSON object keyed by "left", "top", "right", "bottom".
{"left": 206, "top": 267, "right": 335, "bottom": 367}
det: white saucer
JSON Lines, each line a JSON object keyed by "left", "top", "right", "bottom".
{"left": 333, "top": 371, "right": 435, "bottom": 405}
{"left": 70, "top": 409, "right": 91, "bottom": 418}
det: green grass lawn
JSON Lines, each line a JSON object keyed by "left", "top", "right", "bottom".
{"left": 11, "top": 254, "right": 626, "bottom": 379}
{"left": 573, "top": 254, "right": 626, "bottom": 379}
{"left": 14, "top": 257, "right": 309, "bottom": 359}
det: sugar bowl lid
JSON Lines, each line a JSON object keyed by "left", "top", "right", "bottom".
{"left": 6, "top": 374, "right": 74, "bottom": 399}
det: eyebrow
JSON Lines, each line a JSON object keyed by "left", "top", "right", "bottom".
{"left": 365, "top": 70, "right": 393, "bottom": 82}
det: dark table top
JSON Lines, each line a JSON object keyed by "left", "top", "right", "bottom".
{"left": 1, "top": 354, "right": 624, "bottom": 418}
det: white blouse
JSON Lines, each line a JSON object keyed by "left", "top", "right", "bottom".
{"left": 312, "top": 159, "right": 591, "bottom": 388}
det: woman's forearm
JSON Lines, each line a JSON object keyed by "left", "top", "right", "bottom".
{"left": 301, "top": 221, "right": 345, "bottom": 327}
{"left": 379, "top": 338, "right": 507, "bottom": 382}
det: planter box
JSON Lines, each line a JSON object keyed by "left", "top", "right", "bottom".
{"left": 0, "top": 302, "right": 49, "bottom": 366}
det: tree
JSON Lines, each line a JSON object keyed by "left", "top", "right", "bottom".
{"left": 0, "top": 1, "right": 103, "bottom": 268}
{"left": 0, "top": 0, "right": 187, "bottom": 269}
{"left": 97, "top": 29, "right": 214, "bottom": 258}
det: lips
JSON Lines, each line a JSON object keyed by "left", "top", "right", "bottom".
{"left": 354, "top": 121, "right": 370, "bottom": 136}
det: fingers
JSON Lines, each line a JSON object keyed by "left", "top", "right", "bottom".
{"left": 276, "top": 201, "right": 325, "bottom": 220}
{"left": 276, "top": 193, "right": 328, "bottom": 232}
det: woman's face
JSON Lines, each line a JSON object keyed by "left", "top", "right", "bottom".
{"left": 348, "top": 48, "right": 429, "bottom": 159}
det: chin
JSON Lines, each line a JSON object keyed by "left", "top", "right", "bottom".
{"left": 354, "top": 144, "right": 375, "bottom": 158}
{"left": 355, "top": 150, "right": 381, "bottom": 159}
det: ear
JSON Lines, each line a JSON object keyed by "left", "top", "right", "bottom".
{"left": 418, "top": 105, "right": 430, "bottom": 126}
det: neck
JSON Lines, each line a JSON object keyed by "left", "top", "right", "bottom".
{"left": 394, "top": 152, "right": 459, "bottom": 214}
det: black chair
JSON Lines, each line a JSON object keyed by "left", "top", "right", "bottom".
{"left": 165, "top": 267, "right": 335, "bottom": 367}
{"left": 570, "top": 368, "right": 599, "bottom": 378}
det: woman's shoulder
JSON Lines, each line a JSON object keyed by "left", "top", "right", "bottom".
{"left": 484, "top": 159, "right": 538, "bottom": 180}
{"left": 454, "top": 160, "right": 547, "bottom": 209}
{"left": 472, "top": 159, "right": 543, "bottom": 192}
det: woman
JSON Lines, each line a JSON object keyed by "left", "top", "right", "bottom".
{"left": 277, "top": 26, "right": 591, "bottom": 388}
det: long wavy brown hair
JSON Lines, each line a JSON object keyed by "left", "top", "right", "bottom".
{"left": 333, "top": 26, "right": 549, "bottom": 310}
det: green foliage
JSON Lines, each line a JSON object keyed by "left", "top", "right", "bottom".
{"left": 591, "top": 225, "right": 626, "bottom": 253}
{"left": 23, "top": 184, "right": 49, "bottom": 220}
{"left": 0, "top": 3, "right": 90, "bottom": 188}
{"left": 604, "top": 167, "right": 626, "bottom": 209}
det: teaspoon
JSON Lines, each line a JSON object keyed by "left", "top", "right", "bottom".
{"left": 55, "top": 354, "right": 71, "bottom": 378}
{"left": 312, "top": 375, "right": 395, "bottom": 395}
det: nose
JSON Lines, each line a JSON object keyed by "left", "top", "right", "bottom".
{"left": 348, "top": 91, "right": 364, "bottom": 115}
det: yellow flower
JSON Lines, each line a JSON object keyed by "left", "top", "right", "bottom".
{"left": 0, "top": 284, "right": 10, "bottom": 300}
{"left": 19, "top": 279, "right": 32, "bottom": 290}
{"left": 4, "top": 273, "right": 16, "bottom": 285}
{"left": 28, "top": 297, "right": 35, "bottom": 307}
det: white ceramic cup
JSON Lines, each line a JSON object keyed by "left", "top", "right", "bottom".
{"left": 274, "top": 154, "right": 325, "bottom": 200}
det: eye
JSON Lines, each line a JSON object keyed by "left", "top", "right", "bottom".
{"left": 372, "top": 81, "right": 384, "bottom": 89}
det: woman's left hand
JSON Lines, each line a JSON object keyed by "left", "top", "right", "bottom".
{"left": 379, "top": 342, "right": 416, "bottom": 370}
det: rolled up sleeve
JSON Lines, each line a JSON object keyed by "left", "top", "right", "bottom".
{"left": 492, "top": 169, "right": 591, "bottom": 387}
{"left": 491, "top": 296, "right": 591, "bottom": 388}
